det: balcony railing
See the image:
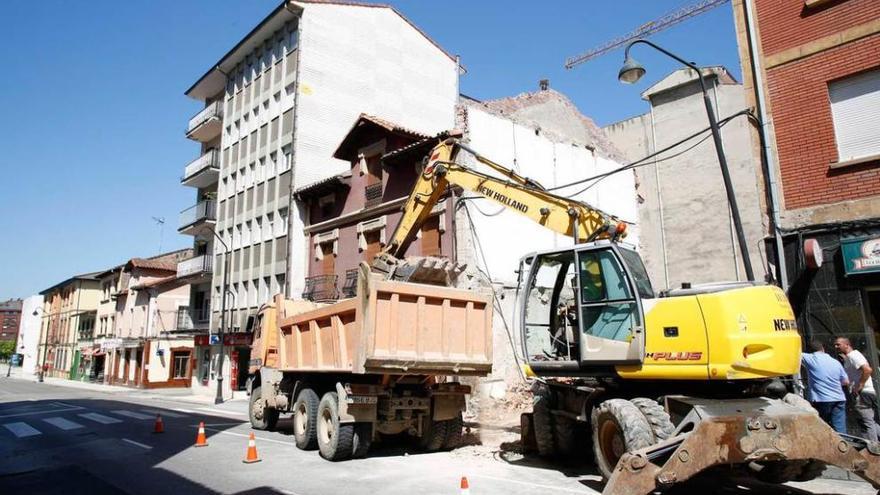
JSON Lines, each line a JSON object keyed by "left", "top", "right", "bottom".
{"left": 179, "top": 200, "right": 216, "bottom": 230}
{"left": 302, "top": 275, "right": 339, "bottom": 303}
{"left": 182, "top": 149, "right": 219, "bottom": 181}
{"left": 176, "top": 306, "right": 210, "bottom": 330}
{"left": 186, "top": 101, "right": 223, "bottom": 136}
{"left": 177, "top": 254, "right": 213, "bottom": 278}
{"left": 365, "top": 182, "right": 383, "bottom": 208}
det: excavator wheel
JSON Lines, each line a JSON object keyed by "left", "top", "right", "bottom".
{"left": 591, "top": 399, "right": 655, "bottom": 481}
{"left": 631, "top": 397, "right": 674, "bottom": 441}
{"left": 532, "top": 386, "right": 557, "bottom": 457}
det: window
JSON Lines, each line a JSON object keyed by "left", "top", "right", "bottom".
{"left": 829, "top": 69, "right": 880, "bottom": 162}
{"left": 172, "top": 351, "right": 190, "bottom": 379}
{"left": 421, "top": 215, "right": 442, "bottom": 257}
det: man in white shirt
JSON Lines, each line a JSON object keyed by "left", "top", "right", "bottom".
{"left": 835, "top": 337, "right": 879, "bottom": 441}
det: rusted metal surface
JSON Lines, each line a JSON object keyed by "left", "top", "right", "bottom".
{"left": 603, "top": 399, "right": 880, "bottom": 495}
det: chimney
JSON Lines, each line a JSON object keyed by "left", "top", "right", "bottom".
{"left": 539, "top": 79, "right": 549, "bottom": 91}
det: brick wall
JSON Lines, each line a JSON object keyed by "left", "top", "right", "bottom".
{"left": 756, "top": 0, "right": 880, "bottom": 56}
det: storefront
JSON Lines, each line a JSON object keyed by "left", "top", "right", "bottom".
{"left": 192, "top": 333, "right": 253, "bottom": 398}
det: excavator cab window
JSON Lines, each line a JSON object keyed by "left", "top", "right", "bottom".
{"left": 522, "top": 250, "right": 579, "bottom": 364}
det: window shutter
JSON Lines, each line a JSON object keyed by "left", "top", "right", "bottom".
{"left": 829, "top": 69, "right": 880, "bottom": 162}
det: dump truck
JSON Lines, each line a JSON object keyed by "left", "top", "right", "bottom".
{"left": 247, "top": 262, "right": 493, "bottom": 461}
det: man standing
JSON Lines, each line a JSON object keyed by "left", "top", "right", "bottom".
{"left": 801, "top": 340, "right": 848, "bottom": 434}
{"left": 835, "top": 337, "right": 879, "bottom": 441}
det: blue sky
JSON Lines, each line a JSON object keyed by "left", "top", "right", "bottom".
{"left": 0, "top": 0, "right": 741, "bottom": 299}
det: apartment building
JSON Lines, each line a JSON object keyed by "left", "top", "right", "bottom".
{"left": 0, "top": 298, "right": 23, "bottom": 345}
{"left": 732, "top": 0, "right": 880, "bottom": 382}
{"left": 17, "top": 295, "right": 43, "bottom": 377}
{"left": 38, "top": 273, "right": 101, "bottom": 379}
{"left": 181, "top": 0, "right": 459, "bottom": 398}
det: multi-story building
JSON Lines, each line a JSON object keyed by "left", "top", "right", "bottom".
{"left": 732, "top": 1, "right": 880, "bottom": 374}
{"left": 38, "top": 273, "right": 101, "bottom": 379}
{"left": 17, "top": 295, "right": 43, "bottom": 376}
{"left": 0, "top": 299, "right": 23, "bottom": 346}
{"left": 603, "top": 67, "right": 766, "bottom": 290}
{"left": 181, "top": 0, "right": 459, "bottom": 398}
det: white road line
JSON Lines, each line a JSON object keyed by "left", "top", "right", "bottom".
{"left": 79, "top": 413, "right": 122, "bottom": 424}
{"left": 111, "top": 410, "right": 154, "bottom": 420}
{"left": 197, "top": 407, "right": 247, "bottom": 417}
{"left": 141, "top": 409, "right": 185, "bottom": 418}
{"left": 122, "top": 438, "right": 152, "bottom": 450}
{"left": 0, "top": 404, "right": 84, "bottom": 419}
{"left": 43, "top": 417, "right": 84, "bottom": 430}
{"left": 202, "top": 427, "right": 290, "bottom": 446}
{"left": 193, "top": 422, "right": 246, "bottom": 427}
{"left": 3, "top": 422, "right": 42, "bottom": 438}
{"left": 171, "top": 408, "right": 198, "bottom": 415}
{"left": 468, "top": 474, "right": 588, "bottom": 494}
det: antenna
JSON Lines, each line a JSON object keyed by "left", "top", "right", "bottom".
{"left": 152, "top": 216, "right": 166, "bottom": 253}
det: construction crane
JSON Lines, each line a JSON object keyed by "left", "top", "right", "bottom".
{"left": 564, "top": 0, "right": 730, "bottom": 69}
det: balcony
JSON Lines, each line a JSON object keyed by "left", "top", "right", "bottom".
{"left": 178, "top": 200, "right": 216, "bottom": 236}
{"left": 177, "top": 254, "right": 213, "bottom": 279}
{"left": 302, "top": 275, "right": 339, "bottom": 303}
{"left": 181, "top": 149, "right": 219, "bottom": 188}
{"left": 186, "top": 101, "right": 223, "bottom": 142}
{"left": 365, "top": 182, "right": 383, "bottom": 208}
{"left": 176, "top": 306, "right": 210, "bottom": 331}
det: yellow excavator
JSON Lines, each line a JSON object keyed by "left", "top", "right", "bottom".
{"left": 371, "top": 134, "right": 880, "bottom": 494}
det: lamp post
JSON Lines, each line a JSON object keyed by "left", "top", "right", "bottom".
{"left": 618, "top": 39, "right": 755, "bottom": 282}
{"left": 201, "top": 227, "right": 231, "bottom": 404}
{"left": 34, "top": 307, "right": 50, "bottom": 383}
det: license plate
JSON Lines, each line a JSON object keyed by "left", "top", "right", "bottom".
{"left": 348, "top": 395, "right": 378, "bottom": 405}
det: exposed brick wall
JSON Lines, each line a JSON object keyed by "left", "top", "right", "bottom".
{"left": 756, "top": 0, "right": 880, "bottom": 56}
{"left": 766, "top": 34, "right": 880, "bottom": 209}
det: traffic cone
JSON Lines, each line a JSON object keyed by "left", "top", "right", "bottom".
{"left": 460, "top": 476, "right": 470, "bottom": 495}
{"left": 194, "top": 421, "right": 208, "bottom": 447}
{"left": 243, "top": 432, "right": 261, "bottom": 463}
{"left": 153, "top": 414, "right": 164, "bottom": 434}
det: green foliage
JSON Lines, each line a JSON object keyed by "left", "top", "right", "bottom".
{"left": 0, "top": 341, "right": 14, "bottom": 360}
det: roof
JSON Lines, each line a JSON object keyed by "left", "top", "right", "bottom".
{"left": 294, "top": 171, "right": 352, "bottom": 199}
{"left": 125, "top": 258, "right": 177, "bottom": 272}
{"left": 186, "top": 0, "right": 459, "bottom": 100}
{"left": 0, "top": 299, "right": 23, "bottom": 311}
{"left": 130, "top": 275, "right": 180, "bottom": 291}
{"left": 641, "top": 66, "right": 738, "bottom": 101}
{"left": 333, "top": 114, "right": 431, "bottom": 161}
{"left": 40, "top": 271, "right": 102, "bottom": 296}
{"left": 381, "top": 130, "right": 460, "bottom": 165}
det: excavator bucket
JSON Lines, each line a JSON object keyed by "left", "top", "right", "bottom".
{"left": 371, "top": 254, "right": 467, "bottom": 286}
{"left": 603, "top": 397, "right": 880, "bottom": 495}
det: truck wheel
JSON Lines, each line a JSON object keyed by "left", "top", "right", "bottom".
{"left": 293, "top": 388, "right": 320, "bottom": 450}
{"left": 631, "top": 397, "right": 674, "bottom": 441}
{"left": 419, "top": 415, "right": 448, "bottom": 451}
{"left": 352, "top": 423, "right": 373, "bottom": 459}
{"left": 591, "top": 399, "right": 654, "bottom": 481}
{"left": 533, "top": 388, "right": 557, "bottom": 457}
{"left": 249, "top": 386, "right": 279, "bottom": 431}
{"left": 554, "top": 415, "right": 577, "bottom": 456}
{"left": 317, "top": 392, "right": 354, "bottom": 461}
{"left": 443, "top": 412, "right": 464, "bottom": 450}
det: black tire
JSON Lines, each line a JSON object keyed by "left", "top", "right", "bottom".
{"left": 352, "top": 423, "right": 373, "bottom": 459}
{"left": 317, "top": 392, "right": 354, "bottom": 462}
{"left": 554, "top": 415, "right": 577, "bottom": 456}
{"left": 533, "top": 388, "right": 557, "bottom": 457}
{"left": 591, "top": 399, "right": 655, "bottom": 481}
{"left": 293, "top": 388, "right": 320, "bottom": 450}
{"left": 249, "top": 386, "right": 279, "bottom": 431}
{"left": 795, "top": 460, "right": 827, "bottom": 482}
{"left": 443, "top": 412, "right": 464, "bottom": 450}
{"left": 419, "top": 415, "right": 448, "bottom": 451}
{"left": 631, "top": 397, "right": 674, "bottom": 441}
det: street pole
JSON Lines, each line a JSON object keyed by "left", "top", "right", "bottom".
{"left": 203, "top": 227, "right": 231, "bottom": 405}
{"left": 620, "top": 39, "right": 755, "bottom": 282}
{"left": 36, "top": 308, "right": 50, "bottom": 383}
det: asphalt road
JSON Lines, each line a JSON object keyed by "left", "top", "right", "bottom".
{"left": 0, "top": 377, "right": 872, "bottom": 495}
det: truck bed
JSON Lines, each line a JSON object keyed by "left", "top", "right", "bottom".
{"left": 275, "top": 269, "right": 493, "bottom": 376}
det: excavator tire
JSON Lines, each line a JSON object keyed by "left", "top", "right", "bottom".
{"left": 533, "top": 387, "right": 557, "bottom": 457}
{"left": 754, "top": 393, "right": 824, "bottom": 484}
{"left": 631, "top": 397, "right": 675, "bottom": 441}
{"left": 592, "top": 399, "right": 655, "bottom": 481}
{"left": 554, "top": 415, "right": 578, "bottom": 456}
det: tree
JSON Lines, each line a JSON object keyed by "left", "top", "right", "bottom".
{"left": 0, "top": 341, "right": 15, "bottom": 361}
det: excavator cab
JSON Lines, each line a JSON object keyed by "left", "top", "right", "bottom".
{"left": 522, "top": 242, "right": 648, "bottom": 375}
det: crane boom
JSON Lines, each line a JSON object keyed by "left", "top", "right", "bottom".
{"left": 564, "top": 0, "right": 730, "bottom": 69}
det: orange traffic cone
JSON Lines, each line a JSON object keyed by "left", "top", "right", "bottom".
{"left": 243, "top": 432, "right": 261, "bottom": 463}
{"left": 153, "top": 414, "right": 164, "bottom": 434}
{"left": 194, "top": 421, "right": 208, "bottom": 447}
{"left": 460, "top": 477, "right": 470, "bottom": 495}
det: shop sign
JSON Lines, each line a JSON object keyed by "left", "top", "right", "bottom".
{"left": 842, "top": 237, "right": 880, "bottom": 275}
{"left": 194, "top": 335, "right": 208, "bottom": 346}
{"left": 193, "top": 334, "right": 252, "bottom": 346}
{"left": 101, "top": 338, "right": 123, "bottom": 350}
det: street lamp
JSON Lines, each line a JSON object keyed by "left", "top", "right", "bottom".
{"left": 618, "top": 39, "right": 755, "bottom": 282}
{"left": 201, "top": 227, "right": 231, "bottom": 404}
{"left": 34, "top": 306, "right": 50, "bottom": 383}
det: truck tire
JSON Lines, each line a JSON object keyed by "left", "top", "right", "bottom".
{"left": 533, "top": 388, "right": 557, "bottom": 457}
{"left": 591, "top": 399, "right": 655, "bottom": 481}
{"left": 317, "top": 392, "right": 354, "bottom": 462}
{"left": 352, "top": 423, "right": 372, "bottom": 459}
{"left": 631, "top": 397, "right": 674, "bottom": 441}
{"left": 249, "top": 386, "right": 279, "bottom": 431}
{"left": 443, "top": 412, "right": 464, "bottom": 450}
{"left": 293, "top": 388, "right": 320, "bottom": 450}
{"left": 553, "top": 415, "right": 577, "bottom": 456}
{"left": 419, "top": 415, "right": 448, "bottom": 451}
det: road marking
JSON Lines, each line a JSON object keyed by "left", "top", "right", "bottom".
{"left": 141, "top": 409, "right": 185, "bottom": 418}
{"left": 43, "top": 417, "right": 84, "bottom": 430}
{"left": 202, "top": 426, "right": 290, "bottom": 446}
{"left": 3, "top": 422, "right": 42, "bottom": 438}
{"left": 197, "top": 407, "right": 247, "bottom": 417}
{"left": 79, "top": 413, "right": 122, "bottom": 424}
{"left": 0, "top": 403, "right": 84, "bottom": 419}
{"left": 122, "top": 438, "right": 152, "bottom": 450}
{"left": 111, "top": 410, "right": 154, "bottom": 420}
{"left": 171, "top": 408, "right": 198, "bottom": 415}
{"left": 469, "top": 474, "right": 588, "bottom": 494}
{"left": 192, "top": 422, "right": 246, "bottom": 427}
